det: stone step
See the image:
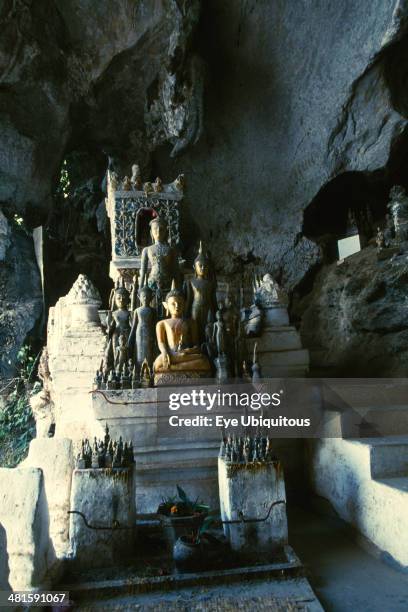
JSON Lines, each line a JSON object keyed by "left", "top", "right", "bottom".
{"left": 60, "top": 547, "right": 310, "bottom": 605}
{"left": 255, "top": 349, "right": 310, "bottom": 367}
{"left": 359, "top": 406, "right": 408, "bottom": 438}
{"left": 247, "top": 328, "right": 302, "bottom": 352}
{"left": 310, "top": 435, "right": 408, "bottom": 566}
{"left": 369, "top": 437, "right": 408, "bottom": 478}
{"left": 374, "top": 475, "right": 408, "bottom": 493}
{"left": 258, "top": 365, "right": 309, "bottom": 378}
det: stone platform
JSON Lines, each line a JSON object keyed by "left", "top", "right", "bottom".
{"left": 90, "top": 389, "right": 304, "bottom": 513}
{"left": 246, "top": 307, "right": 309, "bottom": 377}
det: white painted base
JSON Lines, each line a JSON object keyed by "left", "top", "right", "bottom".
{"left": 69, "top": 468, "right": 136, "bottom": 569}
{"left": 218, "top": 458, "right": 288, "bottom": 555}
{"left": 309, "top": 436, "right": 408, "bottom": 567}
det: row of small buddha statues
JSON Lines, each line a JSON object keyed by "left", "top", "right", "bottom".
{"left": 219, "top": 435, "right": 277, "bottom": 465}
{"left": 75, "top": 424, "right": 135, "bottom": 469}
{"left": 95, "top": 215, "right": 281, "bottom": 387}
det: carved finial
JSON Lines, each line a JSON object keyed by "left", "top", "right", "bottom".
{"left": 171, "top": 278, "right": 176, "bottom": 291}
{"left": 122, "top": 176, "right": 132, "bottom": 191}
{"left": 108, "top": 170, "right": 118, "bottom": 190}
{"left": 174, "top": 174, "right": 185, "bottom": 191}
{"left": 153, "top": 177, "right": 163, "bottom": 192}
{"left": 66, "top": 274, "right": 101, "bottom": 306}
{"left": 198, "top": 240, "right": 203, "bottom": 255}
{"left": 143, "top": 182, "right": 153, "bottom": 196}
{"left": 131, "top": 164, "right": 142, "bottom": 189}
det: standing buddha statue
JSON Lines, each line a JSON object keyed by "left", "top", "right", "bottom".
{"left": 186, "top": 242, "right": 217, "bottom": 344}
{"left": 128, "top": 284, "right": 156, "bottom": 371}
{"left": 139, "top": 216, "right": 182, "bottom": 316}
{"left": 106, "top": 284, "right": 132, "bottom": 368}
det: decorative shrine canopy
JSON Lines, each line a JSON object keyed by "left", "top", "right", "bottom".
{"left": 105, "top": 167, "right": 185, "bottom": 281}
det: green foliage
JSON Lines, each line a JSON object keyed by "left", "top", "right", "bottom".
{"left": 10, "top": 213, "right": 31, "bottom": 236}
{"left": 0, "top": 345, "right": 38, "bottom": 467}
{"left": 56, "top": 159, "right": 71, "bottom": 199}
{"left": 16, "top": 345, "right": 37, "bottom": 382}
{"left": 158, "top": 485, "right": 210, "bottom": 517}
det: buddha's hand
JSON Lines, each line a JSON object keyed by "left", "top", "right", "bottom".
{"left": 183, "top": 347, "right": 198, "bottom": 354}
{"left": 161, "top": 350, "right": 171, "bottom": 368}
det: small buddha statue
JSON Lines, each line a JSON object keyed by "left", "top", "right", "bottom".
{"left": 140, "top": 358, "right": 152, "bottom": 388}
{"left": 104, "top": 423, "right": 110, "bottom": 449}
{"left": 376, "top": 227, "right": 385, "bottom": 251}
{"left": 213, "top": 307, "right": 227, "bottom": 356}
{"left": 186, "top": 242, "right": 217, "bottom": 344}
{"left": 203, "top": 310, "right": 216, "bottom": 359}
{"left": 128, "top": 285, "right": 156, "bottom": 371}
{"left": 223, "top": 288, "right": 238, "bottom": 375}
{"left": 139, "top": 217, "right": 183, "bottom": 313}
{"left": 107, "top": 284, "right": 132, "bottom": 358}
{"left": 153, "top": 284, "right": 211, "bottom": 379}
{"left": 131, "top": 362, "right": 139, "bottom": 389}
{"left": 115, "top": 334, "right": 128, "bottom": 374}
{"left": 252, "top": 343, "right": 261, "bottom": 382}
{"left": 131, "top": 164, "right": 142, "bottom": 189}
{"left": 121, "top": 362, "right": 131, "bottom": 389}
{"left": 91, "top": 441, "right": 99, "bottom": 469}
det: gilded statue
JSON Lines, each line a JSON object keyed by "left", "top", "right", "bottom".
{"left": 186, "top": 242, "right": 217, "bottom": 344}
{"left": 128, "top": 285, "right": 156, "bottom": 370}
{"left": 153, "top": 285, "right": 211, "bottom": 376}
{"left": 139, "top": 216, "right": 182, "bottom": 311}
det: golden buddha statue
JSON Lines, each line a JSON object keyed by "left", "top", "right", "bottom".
{"left": 153, "top": 285, "right": 211, "bottom": 383}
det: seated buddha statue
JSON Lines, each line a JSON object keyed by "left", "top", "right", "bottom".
{"left": 153, "top": 285, "right": 211, "bottom": 382}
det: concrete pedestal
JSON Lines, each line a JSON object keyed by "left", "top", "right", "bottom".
{"left": 69, "top": 468, "right": 136, "bottom": 568}
{"left": 247, "top": 307, "right": 309, "bottom": 377}
{"left": 218, "top": 458, "right": 288, "bottom": 557}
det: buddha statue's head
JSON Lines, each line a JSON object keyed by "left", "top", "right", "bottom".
{"left": 114, "top": 286, "right": 130, "bottom": 310}
{"left": 193, "top": 241, "right": 210, "bottom": 278}
{"left": 150, "top": 216, "right": 168, "bottom": 243}
{"left": 138, "top": 285, "right": 153, "bottom": 307}
{"left": 163, "top": 286, "right": 185, "bottom": 318}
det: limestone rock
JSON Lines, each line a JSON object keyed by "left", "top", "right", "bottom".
{"left": 0, "top": 0, "right": 203, "bottom": 218}
{"left": 0, "top": 210, "right": 10, "bottom": 262}
{"left": 294, "top": 246, "right": 408, "bottom": 376}
{"left": 0, "top": 225, "right": 42, "bottom": 379}
{"left": 156, "top": 0, "right": 408, "bottom": 286}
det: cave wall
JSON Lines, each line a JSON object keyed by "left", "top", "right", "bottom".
{"left": 154, "top": 0, "right": 408, "bottom": 285}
